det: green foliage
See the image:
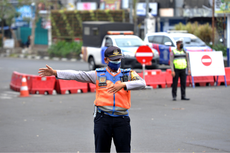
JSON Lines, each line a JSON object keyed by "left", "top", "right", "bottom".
{"left": 48, "top": 41, "right": 82, "bottom": 58}
{"left": 175, "top": 22, "right": 215, "bottom": 44}
{"left": 208, "top": 43, "right": 227, "bottom": 57}
{"left": 51, "top": 10, "right": 129, "bottom": 38}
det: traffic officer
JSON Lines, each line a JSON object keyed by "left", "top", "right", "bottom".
{"left": 170, "top": 38, "right": 191, "bottom": 101}
{"left": 38, "top": 46, "right": 146, "bottom": 153}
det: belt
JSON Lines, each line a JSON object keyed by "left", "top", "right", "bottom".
{"left": 97, "top": 109, "right": 109, "bottom": 115}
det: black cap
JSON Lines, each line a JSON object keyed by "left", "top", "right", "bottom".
{"left": 104, "top": 46, "right": 123, "bottom": 60}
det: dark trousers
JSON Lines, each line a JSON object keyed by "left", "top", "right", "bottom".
{"left": 172, "top": 68, "right": 186, "bottom": 98}
{"left": 94, "top": 112, "right": 131, "bottom": 153}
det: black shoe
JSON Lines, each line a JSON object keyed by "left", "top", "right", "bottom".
{"left": 173, "top": 97, "right": 176, "bottom": 101}
{"left": 181, "top": 97, "right": 190, "bottom": 100}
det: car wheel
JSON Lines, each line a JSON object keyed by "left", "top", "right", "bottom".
{"left": 88, "top": 57, "right": 96, "bottom": 70}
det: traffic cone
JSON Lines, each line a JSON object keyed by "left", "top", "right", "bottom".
{"left": 19, "top": 76, "right": 30, "bottom": 97}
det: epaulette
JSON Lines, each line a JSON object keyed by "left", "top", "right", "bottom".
{"left": 96, "top": 68, "right": 106, "bottom": 72}
{"left": 121, "top": 68, "right": 131, "bottom": 73}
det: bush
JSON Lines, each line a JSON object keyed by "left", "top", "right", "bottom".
{"left": 208, "top": 43, "right": 227, "bottom": 57}
{"left": 48, "top": 41, "right": 82, "bottom": 58}
{"left": 175, "top": 22, "right": 216, "bottom": 44}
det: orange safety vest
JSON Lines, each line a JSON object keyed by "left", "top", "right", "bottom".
{"left": 94, "top": 67, "right": 131, "bottom": 115}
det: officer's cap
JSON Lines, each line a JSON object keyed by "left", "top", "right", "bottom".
{"left": 104, "top": 46, "right": 123, "bottom": 60}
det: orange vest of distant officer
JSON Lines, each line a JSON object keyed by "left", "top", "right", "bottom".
{"left": 94, "top": 67, "right": 131, "bottom": 115}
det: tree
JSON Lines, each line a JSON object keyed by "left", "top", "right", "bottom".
{"left": 28, "top": 0, "right": 59, "bottom": 54}
{"left": 0, "top": 0, "right": 57, "bottom": 52}
{"left": 0, "top": 0, "right": 16, "bottom": 50}
{"left": 0, "top": 0, "right": 31, "bottom": 50}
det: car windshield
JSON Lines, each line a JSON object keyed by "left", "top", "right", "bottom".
{"left": 115, "top": 37, "right": 145, "bottom": 47}
{"left": 172, "top": 36, "right": 206, "bottom": 47}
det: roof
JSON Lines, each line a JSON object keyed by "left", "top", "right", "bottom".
{"left": 146, "top": 32, "right": 197, "bottom": 38}
{"left": 106, "top": 35, "right": 139, "bottom": 39}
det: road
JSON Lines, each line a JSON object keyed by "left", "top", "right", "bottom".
{"left": 0, "top": 57, "right": 230, "bottom": 152}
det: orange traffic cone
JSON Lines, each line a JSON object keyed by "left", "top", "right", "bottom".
{"left": 19, "top": 76, "right": 30, "bottom": 97}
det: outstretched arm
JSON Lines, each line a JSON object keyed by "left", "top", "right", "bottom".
{"left": 38, "top": 65, "right": 57, "bottom": 77}
{"left": 38, "top": 64, "right": 96, "bottom": 84}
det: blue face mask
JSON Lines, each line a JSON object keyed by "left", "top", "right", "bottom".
{"left": 108, "top": 60, "right": 121, "bottom": 71}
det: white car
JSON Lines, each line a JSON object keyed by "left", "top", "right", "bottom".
{"left": 144, "top": 31, "right": 213, "bottom": 65}
{"left": 109, "top": 34, "right": 159, "bottom": 69}
{"left": 82, "top": 32, "right": 159, "bottom": 70}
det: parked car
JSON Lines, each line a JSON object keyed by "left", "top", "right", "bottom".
{"left": 144, "top": 31, "right": 213, "bottom": 65}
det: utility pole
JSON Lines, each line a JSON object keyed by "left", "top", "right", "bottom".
{"left": 144, "top": 0, "right": 149, "bottom": 37}
{"left": 129, "top": 0, "right": 133, "bottom": 23}
{"left": 212, "top": 0, "right": 215, "bottom": 45}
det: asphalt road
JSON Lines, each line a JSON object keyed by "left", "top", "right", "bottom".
{"left": 0, "top": 57, "right": 230, "bottom": 153}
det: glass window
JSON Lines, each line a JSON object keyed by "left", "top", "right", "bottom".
{"left": 92, "top": 27, "right": 99, "bottom": 36}
{"left": 148, "top": 36, "right": 154, "bottom": 43}
{"left": 172, "top": 36, "right": 206, "bottom": 47}
{"left": 162, "top": 36, "right": 174, "bottom": 46}
{"left": 152, "top": 36, "right": 163, "bottom": 44}
{"left": 84, "top": 27, "right": 90, "bottom": 35}
{"left": 115, "top": 37, "right": 145, "bottom": 47}
{"left": 105, "top": 37, "right": 113, "bottom": 47}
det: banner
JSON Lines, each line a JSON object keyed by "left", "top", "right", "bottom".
{"left": 100, "top": 0, "right": 121, "bottom": 10}
{"left": 15, "top": 5, "right": 34, "bottom": 27}
{"left": 189, "top": 52, "right": 225, "bottom": 76}
{"left": 77, "top": 2, "right": 97, "bottom": 10}
{"left": 215, "top": 0, "right": 230, "bottom": 14}
{"left": 137, "top": 3, "right": 158, "bottom": 16}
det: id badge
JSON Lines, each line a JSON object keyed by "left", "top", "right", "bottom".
{"left": 98, "top": 76, "right": 107, "bottom": 86}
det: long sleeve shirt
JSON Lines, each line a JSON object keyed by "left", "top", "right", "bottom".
{"left": 56, "top": 69, "right": 146, "bottom": 90}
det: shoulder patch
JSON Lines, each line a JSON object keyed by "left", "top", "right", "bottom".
{"left": 121, "top": 68, "right": 131, "bottom": 73}
{"left": 96, "top": 68, "right": 106, "bottom": 72}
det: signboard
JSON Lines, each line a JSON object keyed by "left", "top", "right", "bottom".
{"left": 15, "top": 5, "right": 35, "bottom": 27}
{"left": 137, "top": 3, "right": 158, "bottom": 16}
{"left": 77, "top": 2, "right": 97, "bottom": 10}
{"left": 135, "top": 46, "right": 153, "bottom": 64}
{"left": 189, "top": 52, "right": 225, "bottom": 76}
{"left": 100, "top": 0, "right": 121, "bottom": 10}
{"left": 4, "top": 39, "right": 15, "bottom": 48}
{"left": 215, "top": 0, "right": 230, "bottom": 14}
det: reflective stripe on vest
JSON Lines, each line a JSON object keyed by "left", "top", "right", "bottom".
{"left": 94, "top": 68, "right": 131, "bottom": 116}
{"left": 173, "top": 49, "right": 187, "bottom": 69}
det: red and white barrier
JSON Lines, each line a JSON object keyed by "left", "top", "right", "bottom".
{"left": 55, "top": 79, "right": 88, "bottom": 94}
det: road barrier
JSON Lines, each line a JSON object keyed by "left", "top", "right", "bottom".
{"left": 10, "top": 71, "right": 23, "bottom": 91}
{"left": 30, "top": 76, "right": 56, "bottom": 94}
{"left": 192, "top": 76, "right": 215, "bottom": 86}
{"left": 165, "top": 69, "right": 191, "bottom": 87}
{"left": 88, "top": 83, "right": 96, "bottom": 92}
{"left": 10, "top": 68, "right": 229, "bottom": 96}
{"left": 55, "top": 79, "right": 88, "bottom": 94}
{"left": 138, "top": 70, "right": 166, "bottom": 88}
{"left": 214, "top": 67, "right": 230, "bottom": 86}
{"left": 10, "top": 71, "right": 56, "bottom": 95}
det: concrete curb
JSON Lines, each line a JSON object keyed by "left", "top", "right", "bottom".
{"left": 0, "top": 53, "right": 84, "bottom": 62}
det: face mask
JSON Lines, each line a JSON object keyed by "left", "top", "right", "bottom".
{"left": 108, "top": 60, "right": 121, "bottom": 71}
{"left": 180, "top": 44, "right": 183, "bottom": 49}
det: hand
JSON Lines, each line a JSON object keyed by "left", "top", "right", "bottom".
{"left": 107, "top": 83, "right": 126, "bottom": 93}
{"left": 171, "top": 71, "right": 175, "bottom": 77}
{"left": 38, "top": 64, "right": 56, "bottom": 77}
{"left": 188, "top": 70, "right": 191, "bottom": 76}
